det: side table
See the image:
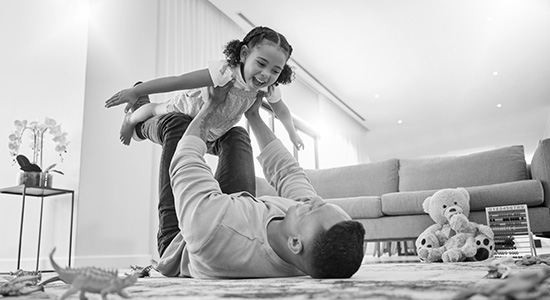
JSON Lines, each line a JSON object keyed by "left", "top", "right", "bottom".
{"left": 0, "top": 185, "right": 74, "bottom": 272}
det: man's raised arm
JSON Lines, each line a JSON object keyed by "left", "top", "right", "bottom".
{"left": 245, "top": 97, "right": 317, "bottom": 202}
{"left": 244, "top": 97, "right": 277, "bottom": 150}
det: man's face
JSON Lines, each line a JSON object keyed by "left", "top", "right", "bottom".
{"left": 285, "top": 197, "right": 351, "bottom": 247}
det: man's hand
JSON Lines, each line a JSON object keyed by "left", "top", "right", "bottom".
{"left": 183, "top": 80, "right": 234, "bottom": 141}
{"left": 105, "top": 88, "right": 139, "bottom": 113}
{"left": 203, "top": 79, "right": 234, "bottom": 111}
{"left": 245, "top": 91, "right": 266, "bottom": 120}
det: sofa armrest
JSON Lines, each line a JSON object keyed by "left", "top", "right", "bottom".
{"left": 531, "top": 138, "right": 550, "bottom": 206}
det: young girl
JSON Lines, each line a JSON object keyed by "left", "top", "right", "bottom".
{"left": 105, "top": 26, "right": 304, "bottom": 149}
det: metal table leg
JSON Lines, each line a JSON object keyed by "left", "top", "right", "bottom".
{"left": 16, "top": 189, "right": 27, "bottom": 270}
{"left": 36, "top": 196, "right": 45, "bottom": 271}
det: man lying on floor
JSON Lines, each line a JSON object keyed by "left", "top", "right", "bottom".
{"left": 154, "top": 82, "right": 365, "bottom": 279}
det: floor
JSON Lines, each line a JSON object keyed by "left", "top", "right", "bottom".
{"left": 18, "top": 256, "right": 550, "bottom": 300}
{"left": 10, "top": 260, "right": 519, "bottom": 300}
{"left": 4, "top": 237, "right": 550, "bottom": 299}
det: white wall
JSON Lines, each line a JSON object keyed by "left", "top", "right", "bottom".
{"left": 0, "top": 0, "right": 159, "bottom": 270}
{"left": 544, "top": 112, "right": 550, "bottom": 140}
{"left": 77, "top": 0, "right": 159, "bottom": 267}
{"left": 0, "top": 0, "right": 88, "bottom": 271}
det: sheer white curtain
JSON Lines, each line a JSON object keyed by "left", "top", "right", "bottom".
{"left": 156, "top": 0, "right": 244, "bottom": 96}
{"left": 317, "top": 94, "right": 370, "bottom": 168}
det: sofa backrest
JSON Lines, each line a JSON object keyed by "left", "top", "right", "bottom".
{"left": 305, "top": 158, "right": 399, "bottom": 199}
{"left": 255, "top": 159, "right": 399, "bottom": 198}
{"left": 398, "top": 145, "right": 529, "bottom": 192}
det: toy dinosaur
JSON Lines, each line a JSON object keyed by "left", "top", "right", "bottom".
{"left": 125, "top": 264, "right": 154, "bottom": 278}
{"left": 515, "top": 254, "right": 550, "bottom": 266}
{"left": 49, "top": 248, "right": 138, "bottom": 300}
{"left": 454, "top": 265, "right": 550, "bottom": 300}
{"left": 0, "top": 270, "right": 43, "bottom": 297}
{"left": 483, "top": 257, "right": 514, "bottom": 279}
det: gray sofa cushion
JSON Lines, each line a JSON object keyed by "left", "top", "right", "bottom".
{"left": 355, "top": 214, "right": 437, "bottom": 241}
{"left": 325, "top": 196, "right": 383, "bottom": 219}
{"left": 381, "top": 180, "right": 543, "bottom": 216}
{"left": 467, "top": 180, "right": 543, "bottom": 210}
{"left": 358, "top": 207, "right": 550, "bottom": 241}
{"left": 399, "top": 145, "right": 528, "bottom": 191}
{"left": 256, "top": 178, "right": 384, "bottom": 219}
{"left": 305, "top": 158, "right": 399, "bottom": 198}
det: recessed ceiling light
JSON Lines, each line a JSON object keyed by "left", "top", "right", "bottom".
{"left": 487, "top": 17, "right": 493, "bottom": 22}
{"left": 496, "top": 103, "right": 502, "bottom": 108}
{"left": 374, "top": 94, "right": 380, "bottom": 99}
{"left": 493, "top": 71, "right": 499, "bottom": 76}
{"left": 397, "top": 120, "right": 403, "bottom": 124}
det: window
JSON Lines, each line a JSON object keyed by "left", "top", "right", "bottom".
{"left": 239, "top": 101, "right": 320, "bottom": 178}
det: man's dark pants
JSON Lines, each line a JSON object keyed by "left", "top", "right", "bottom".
{"left": 135, "top": 112, "right": 256, "bottom": 256}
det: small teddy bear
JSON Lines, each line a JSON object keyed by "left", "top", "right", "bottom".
{"left": 415, "top": 187, "right": 495, "bottom": 263}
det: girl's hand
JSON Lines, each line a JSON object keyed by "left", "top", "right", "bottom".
{"left": 105, "top": 88, "right": 139, "bottom": 113}
{"left": 290, "top": 132, "right": 304, "bottom": 150}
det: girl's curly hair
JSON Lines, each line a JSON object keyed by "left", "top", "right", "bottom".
{"left": 223, "top": 26, "right": 295, "bottom": 85}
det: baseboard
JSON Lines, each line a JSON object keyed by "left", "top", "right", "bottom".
{"left": 0, "top": 254, "right": 154, "bottom": 273}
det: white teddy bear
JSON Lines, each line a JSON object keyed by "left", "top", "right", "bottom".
{"left": 415, "top": 188, "right": 495, "bottom": 263}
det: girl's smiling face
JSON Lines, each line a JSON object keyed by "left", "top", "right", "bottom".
{"left": 240, "top": 41, "right": 288, "bottom": 91}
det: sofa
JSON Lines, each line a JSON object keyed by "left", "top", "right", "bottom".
{"left": 255, "top": 138, "right": 550, "bottom": 242}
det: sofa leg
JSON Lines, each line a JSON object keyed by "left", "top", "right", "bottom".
{"left": 373, "top": 242, "right": 382, "bottom": 257}
{"left": 409, "top": 240, "right": 417, "bottom": 255}
{"left": 386, "top": 242, "right": 393, "bottom": 256}
{"left": 396, "top": 242, "right": 402, "bottom": 256}
{"left": 401, "top": 240, "right": 412, "bottom": 256}
{"left": 370, "top": 240, "right": 417, "bottom": 257}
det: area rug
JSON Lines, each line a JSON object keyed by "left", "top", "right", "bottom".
{"left": 9, "top": 258, "right": 550, "bottom": 300}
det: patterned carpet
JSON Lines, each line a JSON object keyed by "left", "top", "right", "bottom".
{"left": 10, "top": 258, "right": 550, "bottom": 300}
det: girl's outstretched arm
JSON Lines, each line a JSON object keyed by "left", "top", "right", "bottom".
{"left": 269, "top": 99, "right": 304, "bottom": 150}
{"left": 105, "top": 69, "right": 214, "bottom": 113}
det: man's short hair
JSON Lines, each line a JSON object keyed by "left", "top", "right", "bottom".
{"left": 308, "top": 220, "right": 365, "bottom": 278}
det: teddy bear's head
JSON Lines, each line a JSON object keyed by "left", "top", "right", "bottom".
{"left": 422, "top": 188, "right": 470, "bottom": 225}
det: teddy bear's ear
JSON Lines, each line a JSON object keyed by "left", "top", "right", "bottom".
{"left": 422, "top": 196, "right": 432, "bottom": 214}
{"left": 457, "top": 187, "right": 470, "bottom": 201}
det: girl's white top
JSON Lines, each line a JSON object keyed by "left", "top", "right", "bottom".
{"left": 167, "top": 60, "right": 283, "bottom": 141}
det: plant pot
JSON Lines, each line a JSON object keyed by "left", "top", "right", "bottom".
{"left": 17, "top": 171, "right": 53, "bottom": 188}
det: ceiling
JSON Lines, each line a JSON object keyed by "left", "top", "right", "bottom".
{"left": 208, "top": 0, "right": 550, "bottom": 161}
